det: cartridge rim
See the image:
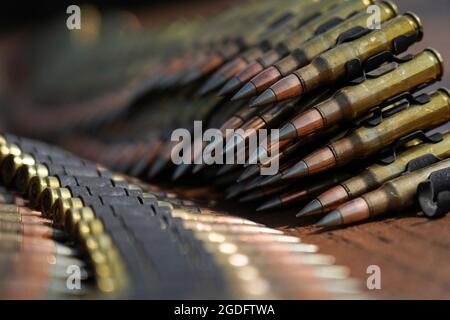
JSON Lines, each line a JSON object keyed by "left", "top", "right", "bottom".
{"left": 404, "top": 11, "right": 424, "bottom": 40}
{"left": 380, "top": 0, "right": 399, "bottom": 16}
{"left": 423, "top": 47, "right": 445, "bottom": 80}
{"left": 437, "top": 87, "right": 450, "bottom": 99}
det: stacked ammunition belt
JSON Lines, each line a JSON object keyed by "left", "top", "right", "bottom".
{"left": 0, "top": 133, "right": 363, "bottom": 299}
{"left": 0, "top": 0, "right": 449, "bottom": 299}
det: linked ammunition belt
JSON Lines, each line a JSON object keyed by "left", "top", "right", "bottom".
{"left": 0, "top": 0, "right": 449, "bottom": 299}
{"left": 0, "top": 134, "right": 363, "bottom": 299}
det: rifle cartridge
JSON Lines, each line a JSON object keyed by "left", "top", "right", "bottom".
{"left": 279, "top": 48, "right": 444, "bottom": 140}
{"left": 318, "top": 158, "right": 450, "bottom": 227}
{"left": 202, "top": 0, "right": 348, "bottom": 94}
{"left": 253, "top": 12, "right": 424, "bottom": 107}
{"left": 226, "top": 0, "right": 379, "bottom": 97}
{"left": 285, "top": 88, "right": 450, "bottom": 180}
{"left": 303, "top": 129, "right": 450, "bottom": 216}
{"left": 242, "top": 0, "right": 398, "bottom": 97}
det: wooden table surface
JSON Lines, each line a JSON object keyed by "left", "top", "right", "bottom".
{"left": 241, "top": 210, "right": 450, "bottom": 299}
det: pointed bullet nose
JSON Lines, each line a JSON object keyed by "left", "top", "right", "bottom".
{"left": 250, "top": 89, "right": 276, "bottom": 108}
{"left": 279, "top": 123, "right": 298, "bottom": 140}
{"left": 216, "top": 164, "right": 238, "bottom": 176}
{"left": 315, "top": 210, "right": 343, "bottom": 228}
{"left": 181, "top": 69, "right": 201, "bottom": 84}
{"left": 147, "top": 157, "right": 168, "bottom": 179}
{"left": 282, "top": 161, "right": 309, "bottom": 180}
{"left": 256, "top": 198, "right": 282, "bottom": 211}
{"left": 225, "top": 189, "right": 241, "bottom": 200}
{"left": 237, "top": 165, "right": 259, "bottom": 182}
{"left": 251, "top": 66, "right": 282, "bottom": 92}
{"left": 243, "top": 178, "right": 263, "bottom": 192}
{"left": 239, "top": 191, "right": 263, "bottom": 203}
{"left": 219, "top": 77, "right": 241, "bottom": 96}
{"left": 236, "top": 174, "right": 249, "bottom": 183}
{"left": 198, "top": 75, "right": 225, "bottom": 96}
{"left": 192, "top": 163, "right": 206, "bottom": 174}
{"left": 226, "top": 183, "right": 247, "bottom": 199}
{"left": 171, "top": 163, "right": 191, "bottom": 180}
{"left": 296, "top": 199, "right": 323, "bottom": 218}
{"left": 258, "top": 173, "right": 282, "bottom": 187}
{"left": 232, "top": 82, "right": 257, "bottom": 101}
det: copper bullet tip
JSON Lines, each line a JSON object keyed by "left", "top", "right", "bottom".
{"left": 236, "top": 61, "right": 264, "bottom": 84}
{"left": 296, "top": 199, "right": 323, "bottom": 218}
{"left": 219, "top": 77, "right": 241, "bottom": 96}
{"left": 315, "top": 210, "right": 344, "bottom": 228}
{"left": 279, "top": 123, "right": 298, "bottom": 140}
{"left": 251, "top": 66, "right": 282, "bottom": 93}
{"left": 267, "top": 74, "right": 303, "bottom": 102}
{"left": 250, "top": 89, "right": 276, "bottom": 108}
{"left": 300, "top": 146, "right": 337, "bottom": 176}
{"left": 282, "top": 161, "right": 309, "bottom": 180}
{"left": 289, "top": 108, "right": 324, "bottom": 138}
{"left": 256, "top": 197, "right": 282, "bottom": 211}
{"left": 316, "top": 185, "right": 350, "bottom": 214}
{"left": 232, "top": 81, "right": 257, "bottom": 101}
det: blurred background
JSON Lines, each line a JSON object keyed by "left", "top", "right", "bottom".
{"left": 0, "top": 1, "right": 448, "bottom": 92}
{"left": 0, "top": 0, "right": 447, "bottom": 136}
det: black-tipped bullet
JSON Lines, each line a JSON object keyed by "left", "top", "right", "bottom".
{"left": 239, "top": 190, "right": 264, "bottom": 203}
{"left": 315, "top": 210, "right": 343, "bottom": 228}
{"left": 198, "top": 75, "right": 226, "bottom": 96}
{"left": 256, "top": 197, "right": 282, "bottom": 211}
{"left": 250, "top": 89, "right": 276, "bottom": 108}
{"left": 225, "top": 184, "right": 246, "bottom": 200}
{"left": 216, "top": 164, "right": 240, "bottom": 176}
{"left": 192, "top": 163, "right": 206, "bottom": 174}
{"left": 242, "top": 176, "right": 265, "bottom": 192}
{"left": 181, "top": 69, "right": 201, "bottom": 84}
{"left": 238, "top": 165, "right": 260, "bottom": 182}
{"left": 279, "top": 123, "right": 298, "bottom": 140}
{"left": 232, "top": 82, "right": 257, "bottom": 101}
{"left": 282, "top": 161, "right": 309, "bottom": 180}
{"left": 219, "top": 77, "right": 242, "bottom": 96}
{"left": 171, "top": 163, "right": 192, "bottom": 180}
{"left": 296, "top": 199, "right": 323, "bottom": 218}
{"left": 258, "top": 173, "right": 282, "bottom": 187}
{"left": 147, "top": 156, "right": 169, "bottom": 179}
